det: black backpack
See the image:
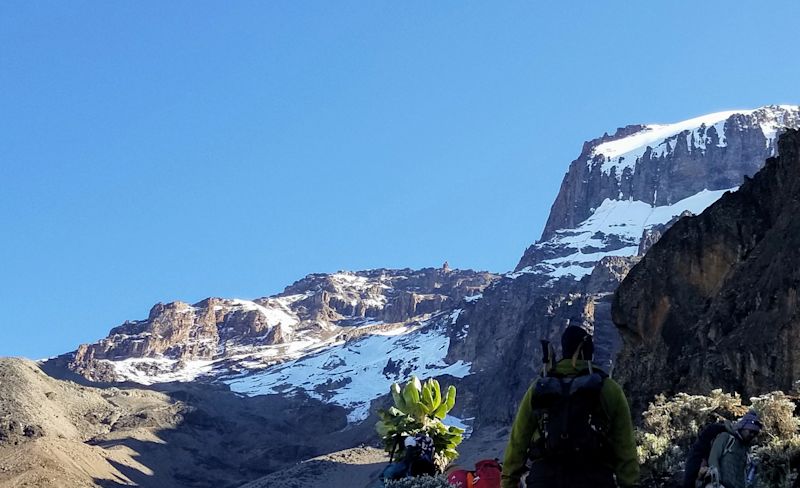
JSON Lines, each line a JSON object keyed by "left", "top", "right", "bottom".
{"left": 693, "top": 422, "right": 728, "bottom": 458}
{"left": 683, "top": 422, "right": 729, "bottom": 486}
{"left": 528, "top": 370, "right": 609, "bottom": 461}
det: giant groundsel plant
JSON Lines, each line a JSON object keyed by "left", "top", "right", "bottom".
{"left": 375, "top": 376, "right": 464, "bottom": 471}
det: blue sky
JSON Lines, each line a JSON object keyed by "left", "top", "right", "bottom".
{"left": 2, "top": 1, "right": 799, "bottom": 359}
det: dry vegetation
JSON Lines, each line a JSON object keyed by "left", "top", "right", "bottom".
{"left": 637, "top": 389, "right": 800, "bottom": 487}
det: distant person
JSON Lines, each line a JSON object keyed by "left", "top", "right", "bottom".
{"left": 701, "top": 411, "right": 762, "bottom": 488}
{"left": 683, "top": 417, "right": 728, "bottom": 488}
{"left": 379, "top": 431, "right": 436, "bottom": 485}
{"left": 501, "top": 326, "right": 639, "bottom": 488}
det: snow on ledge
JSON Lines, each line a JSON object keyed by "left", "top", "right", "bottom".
{"left": 224, "top": 324, "right": 471, "bottom": 423}
{"left": 518, "top": 187, "right": 738, "bottom": 281}
{"left": 590, "top": 106, "right": 800, "bottom": 176}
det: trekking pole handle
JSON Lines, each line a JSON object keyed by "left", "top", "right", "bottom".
{"left": 540, "top": 339, "right": 552, "bottom": 376}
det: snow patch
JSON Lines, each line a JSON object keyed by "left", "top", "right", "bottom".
{"left": 455, "top": 323, "right": 470, "bottom": 341}
{"left": 229, "top": 299, "right": 298, "bottom": 328}
{"left": 533, "top": 188, "right": 736, "bottom": 279}
{"left": 505, "top": 266, "right": 533, "bottom": 280}
{"left": 592, "top": 110, "right": 750, "bottom": 174}
{"left": 444, "top": 414, "right": 474, "bottom": 438}
{"left": 106, "top": 357, "right": 215, "bottom": 384}
{"left": 225, "top": 324, "right": 471, "bottom": 423}
{"left": 590, "top": 106, "right": 800, "bottom": 176}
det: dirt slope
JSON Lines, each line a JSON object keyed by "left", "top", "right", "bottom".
{"left": 0, "top": 357, "right": 182, "bottom": 487}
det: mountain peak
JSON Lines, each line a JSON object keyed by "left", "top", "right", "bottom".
{"left": 515, "top": 105, "right": 800, "bottom": 280}
{"left": 588, "top": 105, "right": 800, "bottom": 177}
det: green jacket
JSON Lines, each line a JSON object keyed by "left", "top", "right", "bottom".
{"left": 708, "top": 422, "right": 749, "bottom": 488}
{"left": 500, "top": 359, "right": 640, "bottom": 488}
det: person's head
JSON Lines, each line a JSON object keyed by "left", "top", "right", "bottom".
{"left": 735, "top": 410, "right": 763, "bottom": 445}
{"left": 560, "top": 325, "right": 594, "bottom": 361}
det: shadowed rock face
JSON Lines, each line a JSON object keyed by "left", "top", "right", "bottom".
{"left": 446, "top": 256, "right": 637, "bottom": 426}
{"left": 612, "top": 129, "right": 800, "bottom": 414}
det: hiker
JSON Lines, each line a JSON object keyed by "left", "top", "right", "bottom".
{"left": 700, "top": 411, "right": 762, "bottom": 488}
{"left": 500, "top": 326, "right": 639, "bottom": 488}
{"left": 380, "top": 431, "right": 437, "bottom": 484}
{"left": 683, "top": 417, "right": 728, "bottom": 488}
{"left": 405, "top": 432, "right": 436, "bottom": 477}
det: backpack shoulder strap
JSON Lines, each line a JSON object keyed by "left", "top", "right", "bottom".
{"left": 723, "top": 434, "right": 737, "bottom": 456}
{"left": 710, "top": 432, "right": 736, "bottom": 459}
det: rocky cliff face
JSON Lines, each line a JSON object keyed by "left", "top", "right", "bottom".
{"left": 612, "top": 129, "right": 800, "bottom": 413}
{"left": 446, "top": 256, "right": 641, "bottom": 425}
{"left": 518, "top": 105, "right": 800, "bottom": 279}
{"left": 539, "top": 106, "right": 800, "bottom": 241}
{"left": 67, "top": 267, "right": 497, "bottom": 384}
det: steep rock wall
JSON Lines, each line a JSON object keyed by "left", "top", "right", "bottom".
{"left": 613, "top": 129, "right": 800, "bottom": 413}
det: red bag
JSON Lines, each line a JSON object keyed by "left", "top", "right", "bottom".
{"left": 447, "top": 469, "right": 474, "bottom": 488}
{"left": 447, "top": 459, "right": 501, "bottom": 488}
{"left": 473, "top": 459, "right": 501, "bottom": 488}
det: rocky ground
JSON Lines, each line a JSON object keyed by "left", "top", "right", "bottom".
{"left": 241, "top": 427, "right": 510, "bottom": 488}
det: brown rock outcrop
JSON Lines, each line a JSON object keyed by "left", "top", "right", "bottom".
{"left": 68, "top": 268, "right": 498, "bottom": 382}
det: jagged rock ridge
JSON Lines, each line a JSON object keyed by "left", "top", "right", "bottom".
{"left": 68, "top": 267, "right": 497, "bottom": 386}
{"left": 517, "top": 105, "right": 800, "bottom": 281}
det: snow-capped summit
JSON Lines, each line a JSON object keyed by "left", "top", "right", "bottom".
{"left": 515, "top": 105, "right": 800, "bottom": 280}
{"left": 590, "top": 105, "right": 800, "bottom": 175}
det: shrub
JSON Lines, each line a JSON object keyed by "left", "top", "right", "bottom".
{"left": 384, "top": 474, "right": 453, "bottom": 488}
{"left": 636, "top": 389, "right": 800, "bottom": 487}
{"left": 749, "top": 392, "right": 800, "bottom": 488}
{"left": 636, "top": 389, "right": 745, "bottom": 484}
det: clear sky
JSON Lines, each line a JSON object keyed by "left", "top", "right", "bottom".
{"left": 2, "top": 1, "right": 799, "bottom": 359}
